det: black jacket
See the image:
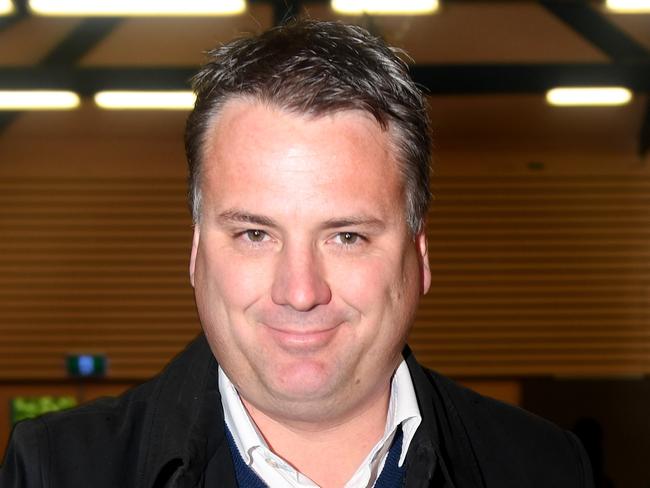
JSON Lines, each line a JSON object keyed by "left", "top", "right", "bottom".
{"left": 1, "top": 335, "right": 593, "bottom": 487}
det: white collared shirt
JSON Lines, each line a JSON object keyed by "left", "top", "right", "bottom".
{"left": 219, "top": 360, "right": 422, "bottom": 488}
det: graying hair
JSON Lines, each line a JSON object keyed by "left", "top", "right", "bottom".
{"left": 184, "top": 19, "right": 432, "bottom": 233}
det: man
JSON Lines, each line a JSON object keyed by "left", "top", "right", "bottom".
{"left": 1, "top": 20, "right": 593, "bottom": 487}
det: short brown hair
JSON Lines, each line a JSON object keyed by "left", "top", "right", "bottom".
{"left": 185, "top": 19, "right": 431, "bottom": 233}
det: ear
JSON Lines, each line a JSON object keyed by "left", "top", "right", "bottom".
{"left": 416, "top": 228, "right": 431, "bottom": 295}
{"left": 189, "top": 225, "right": 200, "bottom": 288}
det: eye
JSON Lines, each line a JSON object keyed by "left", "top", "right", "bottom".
{"left": 336, "top": 232, "right": 360, "bottom": 245}
{"left": 245, "top": 229, "right": 267, "bottom": 242}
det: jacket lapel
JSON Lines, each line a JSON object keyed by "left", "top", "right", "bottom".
{"left": 404, "top": 347, "right": 486, "bottom": 488}
{"left": 136, "top": 335, "right": 234, "bottom": 488}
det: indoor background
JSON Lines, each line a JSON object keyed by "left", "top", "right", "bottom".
{"left": 0, "top": 0, "right": 649, "bottom": 486}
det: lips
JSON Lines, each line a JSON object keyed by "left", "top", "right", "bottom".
{"left": 262, "top": 322, "right": 342, "bottom": 351}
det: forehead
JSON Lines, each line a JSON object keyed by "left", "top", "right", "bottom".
{"left": 200, "top": 99, "right": 406, "bottom": 222}
{"left": 205, "top": 97, "right": 390, "bottom": 152}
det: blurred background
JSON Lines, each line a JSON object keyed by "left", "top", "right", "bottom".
{"left": 0, "top": 0, "right": 649, "bottom": 485}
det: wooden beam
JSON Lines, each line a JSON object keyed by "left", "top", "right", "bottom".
{"left": 1, "top": 63, "right": 649, "bottom": 95}
{"left": 541, "top": 1, "right": 649, "bottom": 60}
{"left": 40, "top": 18, "right": 122, "bottom": 66}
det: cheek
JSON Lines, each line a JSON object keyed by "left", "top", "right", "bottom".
{"left": 329, "top": 256, "right": 396, "bottom": 312}
{"left": 195, "top": 241, "right": 271, "bottom": 317}
{"left": 332, "top": 249, "right": 420, "bottom": 328}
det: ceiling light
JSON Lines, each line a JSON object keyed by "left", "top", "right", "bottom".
{"left": 332, "top": 0, "right": 438, "bottom": 14}
{"left": 546, "top": 87, "right": 632, "bottom": 106}
{"left": 605, "top": 0, "right": 650, "bottom": 13}
{"left": 0, "top": 91, "right": 80, "bottom": 110}
{"left": 29, "top": 0, "right": 245, "bottom": 16}
{"left": 0, "top": 0, "right": 14, "bottom": 15}
{"left": 94, "top": 91, "right": 196, "bottom": 110}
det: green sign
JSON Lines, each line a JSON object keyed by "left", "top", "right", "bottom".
{"left": 10, "top": 396, "right": 77, "bottom": 424}
{"left": 66, "top": 354, "right": 107, "bottom": 377}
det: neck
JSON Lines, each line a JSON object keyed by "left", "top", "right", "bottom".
{"left": 242, "top": 385, "right": 391, "bottom": 488}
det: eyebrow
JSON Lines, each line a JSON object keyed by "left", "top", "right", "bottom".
{"left": 217, "top": 210, "right": 279, "bottom": 229}
{"left": 216, "top": 209, "right": 385, "bottom": 231}
{"left": 320, "top": 217, "right": 385, "bottom": 231}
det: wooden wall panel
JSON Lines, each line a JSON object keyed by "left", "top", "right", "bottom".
{"left": 0, "top": 177, "right": 199, "bottom": 380}
{"left": 411, "top": 174, "right": 650, "bottom": 376}
{"left": 1, "top": 171, "right": 649, "bottom": 380}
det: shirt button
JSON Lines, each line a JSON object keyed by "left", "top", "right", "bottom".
{"left": 265, "top": 458, "right": 278, "bottom": 468}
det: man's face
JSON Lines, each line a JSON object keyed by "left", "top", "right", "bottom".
{"left": 190, "top": 99, "right": 431, "bottom": 424}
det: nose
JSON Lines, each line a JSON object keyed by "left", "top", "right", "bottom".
{"left": 271, "top": 242, "right": 332, "bottom": 311}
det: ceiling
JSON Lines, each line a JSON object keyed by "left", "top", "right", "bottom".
{"left": 0, "top": 0, "right": 649, "bottom": 155}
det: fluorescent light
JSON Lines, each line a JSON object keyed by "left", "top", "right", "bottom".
{"left": 0, "top": 0, "right": 14, "bottom": 15}
{"left": 94, "top": 91, "right": 196, "bottom": 110}
{"left": 29, "top": 0, "right": 246, "bottom": 16}
{"left": 606, "top": 0, "right": 650, "bottom": 13}
{"left": 546, "top": 87, "right": 632, "bottom": 106}
{"left": 332, "top": 0, "right": 438, "bottom": 14}
{"left": 0, "top": 91, "right": 80, "bottom": 110}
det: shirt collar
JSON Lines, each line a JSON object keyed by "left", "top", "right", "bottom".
{"left": 386, "top": 359, "right": 422, "bottom": 466}
{"left": 219, "top": 359, "right": 421, "bottom": 471}
{"left": 219, "top": 367, "right": 271, "bottom": 465}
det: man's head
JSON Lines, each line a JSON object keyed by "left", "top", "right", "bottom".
{"left": 185, "top": 19, "right": 431, "bottom": 234}
{"left": 187, "top": 20, "right": 432, "bottom": 426}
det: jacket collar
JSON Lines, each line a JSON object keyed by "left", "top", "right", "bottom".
{"left": 137, "top": 334, "right": 225, "bottom": 487}
{"left": 404, "top": 346, "right": 486, "bottom": 488}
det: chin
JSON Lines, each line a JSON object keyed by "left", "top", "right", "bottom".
{"left": 270, "top": 359, "right": 339, "bottom": 399}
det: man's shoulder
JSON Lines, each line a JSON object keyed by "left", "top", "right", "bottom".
{"left": 415, "top": 364, "right": 593, "bottom": 487}
{"left": 1, "top": 335, "right": 216, "bottom": 487}
{"left": 28, "top": 376, "right": 155, "bottom": 438}
{"left": 427, "top": 368, "right": 566, "bottom": 439}
{"left": 4, "top": 371, "right": 163, "bottom": 482}
{"left": 0, "top": 382, "right": 153, "bottom": 487}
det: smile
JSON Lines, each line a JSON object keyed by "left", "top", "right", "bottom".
{"left": 261, "top": 322, "right": 342, "bottom": 351}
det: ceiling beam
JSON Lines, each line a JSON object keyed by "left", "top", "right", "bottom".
{"left": 0, "top": 67, "right": 196, "bottom": 95}
{"left": 540, "top": 2, "right": 650, "bottom": 157}
{"left": 11, "top": 0, "right": 28, "bottom": 15}
{"left": 0, "top": 112, "right": 18, "bottom": 134}
{"left": 0, "top": 16, "right": 121, "bottom": 135}
{"left": 40, "top": 18, "right": 122, "bottom": 65}
{"left": 0, "top": 14, "right": 21, "bottom": 34}
{"left": 411, "top": 63, "right": 650, "bottom": 94}
{"left": 264, "top": 0, "right": 303, "bottom": 25}
{"left": 541, "top": 1, "right": 649, "bottom": 61}
{"left": 1, "top": 64, "right": 649, "bottom": 95}
{"left": 0, "top": 2, "right": 26, "bottom": 135}
{"left": 0, "top": 0, "right": 28, "bottom": 34}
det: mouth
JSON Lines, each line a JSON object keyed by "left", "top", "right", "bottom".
{"left": 262, "top": 322, "right": 342, "bottom": 351}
